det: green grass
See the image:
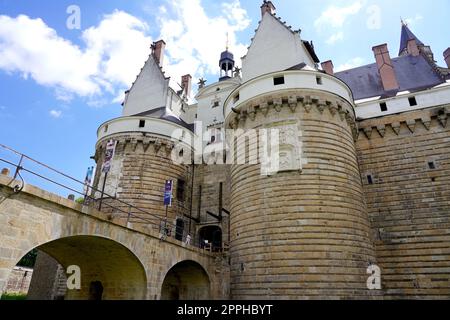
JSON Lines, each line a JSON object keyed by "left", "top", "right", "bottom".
{"left": 1, "top": 294, "right": 27, "bottom": 300}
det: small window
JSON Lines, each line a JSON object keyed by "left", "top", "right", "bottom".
{"left": 233, "top": 93, "right": 240, "bottom": 103}
{"left": 179, "top": 149, "right": 184, "bottom": 157}
{"left": 380, "top": 102, "right": 388, "bottom": 112}
{"left": 428, "top": 161, "right": 436, "bottom": 170}
{"left": 139, "top": 120, "right": 146, "bottom": 128}
{"left": 104, "top": 125, "right": 108, "bottom": 133}
{"left": 195, "top": 114, "right": 198, "bottom": 119}
{"left": 177, "top": 179, "right": 185, "bottom": 201}
{"left": 316, "top": 76, "right": 323, "bottom": 85}
{"left": 212, "top": 101, "right": 220, "bottom": 108}
{"left": 273, "top": 76, "right": 285, "bottom": 86}
{"left": 367, "top": 175, "right": 374, "bottom": 185}
{"left": 216, "top": 88, "right": 220, "bottom": 91}
{"left": 409, "top": 97, "right": 417, "bottom": 106}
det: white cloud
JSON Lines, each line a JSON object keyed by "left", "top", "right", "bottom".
{"left": 404, "top": 14, "right": 423, "bottom": 27}
{"left": 0, "top": 2, "right": 251, "bottom": 104}
{"left": 0, "top": 11, "right": 152, "bottom": 104}
{"left": 314, "top": 1, "right": 363, "bottom": 30}
{"left": 157, "top": 0, "right": 251, "bottom": 92}
{"left": 335, "top": 57, "right": 365, "bottom": 72}
{"left": 49, "top": 110, "right": 62, "bottom": 118}
{"left": 326, "top": 32, "right": 344, "bottom": 45}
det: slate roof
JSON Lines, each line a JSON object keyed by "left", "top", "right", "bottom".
{"left": 335, "top": 54, "right": 445, "bottom": 101}
{"left": 399, "top": 24, "right": 424, "bottom": 56}
{"left": 134, "top": 107, "right": 194, "bottom": 131}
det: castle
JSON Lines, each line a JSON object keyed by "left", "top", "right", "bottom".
{"left": 91, "top": 1, "right": 450, "bottom": 299}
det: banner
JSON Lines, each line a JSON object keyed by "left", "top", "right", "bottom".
{"left": 102, "top": 140, "right": 116, "bottom": 173}
{"left": 83, "top": 166, "right": 94, "bottom": 194}
{"left": 164, "top": 180, "right": 173, "bottom": 207}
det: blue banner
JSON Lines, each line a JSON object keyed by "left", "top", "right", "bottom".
{"left": 164, "top": 180, "right": 173, "bottom": 206}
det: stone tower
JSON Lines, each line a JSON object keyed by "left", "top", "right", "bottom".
{"left": 223, "top": 5, "right": 377, "bottom": 299}
{"left": 92, "top": 40, "right": 195, "bottom": 234}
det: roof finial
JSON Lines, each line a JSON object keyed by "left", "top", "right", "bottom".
{"left": 401, "top": 17, "right": 407, "bottom": 27}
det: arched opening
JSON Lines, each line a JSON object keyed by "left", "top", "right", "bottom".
{"left": 199, "top": 226, "right": 222, "bottom": 251}
{"left": 161, "top": 260, "right": 210, "bottom": 300}
{"left": 2, "top": 236, "right": 147, "bottom": 300}
{"left": 0, "top": 250, "right": 37, "bottom": 300}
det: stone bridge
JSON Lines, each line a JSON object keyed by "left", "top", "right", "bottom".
{"left": 0, "top": 175, "right": 229, "bottom": 300}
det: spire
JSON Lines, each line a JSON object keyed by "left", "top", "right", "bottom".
{"left": 399, "top": 23, "right": 424, "bottom": 56}
{"left": 219, "top": 33, "right": 235, "bottom": 81}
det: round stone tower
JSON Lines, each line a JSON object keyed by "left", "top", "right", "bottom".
{"left": 224, "top": 70, "right": 377, "bottom": 299}
{"left": 92, "top": 111, "right": 193, "bottom": 231}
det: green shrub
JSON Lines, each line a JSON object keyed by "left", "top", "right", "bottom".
{"left": 1, "top": 294, "right": 27, "bottom": 300}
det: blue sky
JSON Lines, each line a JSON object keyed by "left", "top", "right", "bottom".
{"left": 0, "top": 0, "right": 449, "bottom": 196}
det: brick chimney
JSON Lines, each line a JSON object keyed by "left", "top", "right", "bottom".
{"left": 407, "top": 39, "right": 420, "bottom": 57}
{"left": 181, "top": 74, "right": 192, "bottom": 98}
{"left": 444, "top": 48, "right": 450, "bottom": 68}
{"left": 261, "top": 1, "right": 276, "bottom": 17}
{"left": 321, "top": 60, "right": 334, "bottom": 76}
{"left": 152, "top": 40, "right": 166, "bottom": 68}
{"left": 372, "top": 44, "right": 399, "bottom": 91}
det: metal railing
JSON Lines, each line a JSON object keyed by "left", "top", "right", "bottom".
{"left": 0, "top": 143, "right": 211, "bottom": 251}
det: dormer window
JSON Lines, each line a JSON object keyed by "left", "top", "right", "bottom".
{"left": 408, "top": 97, "right": 417, "bottom": 106}
{"left": 273, "top": 76, "right": 285, "bottom": 86}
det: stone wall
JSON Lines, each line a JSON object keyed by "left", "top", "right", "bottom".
{"left": 3, "top": 267, "right": 33, "bottom": 296}
{"left": 192, "top": 164, "right": 231, "bottom": 244}
{"left": 27, "top": 251, "right": 67, "bottom": 300}
{"left": 357, "top": 105, "right": 450, "bottom": 299}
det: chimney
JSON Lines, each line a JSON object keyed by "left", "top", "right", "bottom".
{"left": 261, "top": 1, "right": 276, "bottom": 17}
{"left": 444, "top": 48, "right": 450, "bottom": 68}
{"left": 321, "top": 60, "right": 334, "bottom": 76}
{"left": 152, "top": 40, "right": 166, "bottom": 67}
{"left": 372, "top": 43, "right": 399, "bottom": 91}
{"left": 407, "top": 39, "right": 420, "bottom": 57}
{"left": 181, "top": 74, "right": 192, "bottom": 98}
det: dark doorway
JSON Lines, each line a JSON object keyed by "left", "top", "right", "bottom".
{"left": 175, "top": 219, "right": 185, "bottom": 241}
{"left": 161, "top": 260, "right": 210, "bottom": 300}
{"left": 199, "top": 226, "right": 222, "bottom": 251}
{"left": 89, "top": 281, "right": 104, "bottom": 300}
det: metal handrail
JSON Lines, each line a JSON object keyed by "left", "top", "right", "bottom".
{"left": 0, "top": 143, "right": 210, "bottom": 250}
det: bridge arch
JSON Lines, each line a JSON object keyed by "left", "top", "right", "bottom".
{"left": 161, "top": 260, "right": 211, "bottom": 300}
{"left": 11, "top": 235, "right": 147, "bottom": 300}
